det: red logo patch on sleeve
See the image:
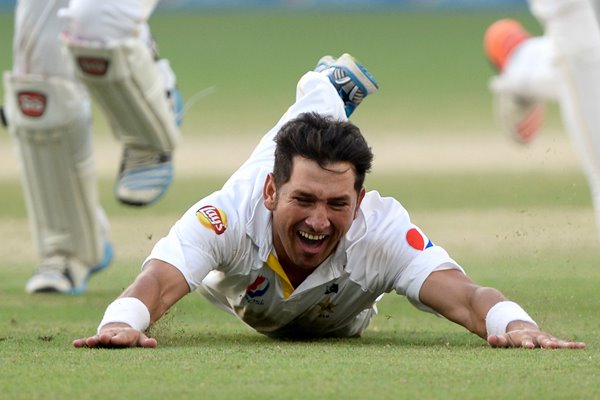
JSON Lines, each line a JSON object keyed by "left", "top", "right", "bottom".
{"left": 406, "top": 227, "right": 425, "bottom": 251}
{"left": 406, "top": 227, "right": 434, "bottom": 251}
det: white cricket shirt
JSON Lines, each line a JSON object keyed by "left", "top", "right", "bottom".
{"left": 147, "top": 163, "right": 463, "bottom": 338}
{"left": 145, "top": 71, "right": 464, "bottom": 338}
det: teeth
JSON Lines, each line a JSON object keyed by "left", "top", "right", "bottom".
{"left": 299, "top": 231, "right": 326, "bottom": 241}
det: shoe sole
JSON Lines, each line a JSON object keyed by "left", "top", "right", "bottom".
{"left": 333, "top": 53, "right": 379, "bottom": 96}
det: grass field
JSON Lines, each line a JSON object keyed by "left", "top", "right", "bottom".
{"left": 1, "top": 10, "right": 600, "bottom": 400}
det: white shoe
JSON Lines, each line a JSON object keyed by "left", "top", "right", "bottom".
{"left": 25, "top": 242, "right": 113, "bottom": 294}
{"left": 115, "top": 146, "right": 173, "bottom": 206}
{"left": 317, "top": 53, "right": 379, "bottom": 117}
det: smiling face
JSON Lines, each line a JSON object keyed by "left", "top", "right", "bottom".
{"left": 263, "top": 156, "right": 365, "bottom": 272}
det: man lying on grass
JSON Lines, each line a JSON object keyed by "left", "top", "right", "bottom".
{"left": 73, "top": 54, "right": 585, "bottom": 349}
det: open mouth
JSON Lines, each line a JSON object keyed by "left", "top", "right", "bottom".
{"left": 297, "top": 230, "right": 328, "bottom": 247}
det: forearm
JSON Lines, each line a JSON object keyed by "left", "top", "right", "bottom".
{"left": 419, "top": 270, "right": 499, "bottom": 337}
{"left": 100, "top": 260, "right": 189, "bottom": 331}
{"left": 420, "top": 270, "right": 534, "bottom": 338}
{"left": 120, "top": 270, "right": 175, "bottom": 325}
{"left": 456, "top": 285, "right": 506, "bottom": 339}
{"left": 420, "top": 270, "right": 583, "bottom": 349}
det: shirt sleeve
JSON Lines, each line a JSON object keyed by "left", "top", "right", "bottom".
{"left": 360, "top": 192, "right": 464, "bottom": 315}
{"left": 394, "top": 246, "right": 464, "bottom": 314}
{"left": 143, "top": 192, "right": 239, "bottom": 291}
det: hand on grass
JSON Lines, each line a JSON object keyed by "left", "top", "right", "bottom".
{"left": 72, "top": 323, "right": 157, "bottom": 349}
{"left": 487, "top": 325, "right": 586, "bottom": 349}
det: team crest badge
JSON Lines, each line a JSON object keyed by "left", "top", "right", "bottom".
{"left": 316, "top": 297, "right": 336, "bottom": 318}
{"left": 196, "top": 205, "right": 228, "bottom": 235}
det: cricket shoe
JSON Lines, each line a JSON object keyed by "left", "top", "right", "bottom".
{"left": 115, "top": 62, "right": 182, "bottom": 207}
{"left": 484, "top": 19, "right": 544, "bottom": 145}
{"left": 317, "top": 53, "right": 379, "bottom": 117}
{"left": 115, "top": 146, "right": 174, "bottom": 206}
{"left": 25, "top": 241, "right": 113, "bottom": 294}
{"left": 315, "top": 55, "right": 336, "bottom": 73}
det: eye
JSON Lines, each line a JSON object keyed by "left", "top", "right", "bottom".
{"left": 294, "top": 196, "right": 313, "bottom": 206}
{"left": 329, "top": 200, "right": 349, "bottom": 210}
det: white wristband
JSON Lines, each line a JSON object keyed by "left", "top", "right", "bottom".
{"left": 485, "top": 301, "right": 538, "bottom": 337}
{"left": 97, "top": 297, "right": 151, "bottom": 334}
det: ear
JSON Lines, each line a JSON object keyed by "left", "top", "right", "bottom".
{"left": 353, "top": 187, "right": 366, "bottom": 219}
{"left": 263, "top": 173, "right": 277, "bottom": 211}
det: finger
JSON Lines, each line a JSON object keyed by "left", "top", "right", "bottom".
{"left": 540, "top": 336, "right": 567, "bottom": 349}
{"left": 535, "top": 334, "right": 586, "bottom": 349}
{"left": 85, "top": 335, "right": 103, "bottom": 347}
{"left": 107, "top": 330, "right": 157, "bottom": 348}
{"left": 519, "top": 335, "right": 535, "bottom": 349}
{"left": 556, "top": 339, "right": 586, "bottom": 349}
{"left": 72, "top": 338, "right": 88, "bottom": 348}
{"left": 487, "top": 335, "right": 509, "bottom": 348}
{"left": 138, "top": 336, "right": 158, "bottom": 348}
{"left": 98, "top": 332, "right": 121, "bottom": 346}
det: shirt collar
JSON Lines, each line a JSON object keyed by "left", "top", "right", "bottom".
{"left": 246, "top": 195, "right": 273, "bottom": 262}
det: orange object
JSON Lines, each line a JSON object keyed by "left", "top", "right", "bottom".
{"left": 484, "top": 19, "right": 531, "bottom": 70}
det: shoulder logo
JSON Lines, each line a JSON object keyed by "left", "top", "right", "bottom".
{"left": 196, "top": 205, "right": 227, "bottom": 235}
{"left": 406, "top": 227, "right": 434, "bottom": 251}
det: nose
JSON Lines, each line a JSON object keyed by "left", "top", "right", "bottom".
{"left": 305, "top": 203, "right": 330, "bottom": 232}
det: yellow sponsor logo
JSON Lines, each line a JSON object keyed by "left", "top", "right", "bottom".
{"left": 196, "top": 205, "right": 228, "bottom": 235}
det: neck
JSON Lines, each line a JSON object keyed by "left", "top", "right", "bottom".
{"left": 281, "top": 262, "right": 316, "bottom": 288}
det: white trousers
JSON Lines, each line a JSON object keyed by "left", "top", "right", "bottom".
{"left": 503, "top": 0, "right": 600, "bottom": 233}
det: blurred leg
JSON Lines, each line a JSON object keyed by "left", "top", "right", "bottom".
{"left": 60, "top": 0, "right": 183, "bottom": 206}
{"left": 530, "top": 0, "right": 600, "bottom": 234}
{"left": 4, "top": 0, "right": 111, "bottom": 293}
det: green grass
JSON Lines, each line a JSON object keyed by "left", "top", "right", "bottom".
{"left": 1, "top": 10, "right": 599, "bottom": 400}
{"left": 146, "top": 10, "right": 549, "bottom": 134}
{"left": 1, "top": 251, "right": 599, "bottom": 399}
{"left": 0, "top": 10, "right": 557, "bottom": 136}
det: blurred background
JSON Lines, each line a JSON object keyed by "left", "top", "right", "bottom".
{"left": 0, "top": 6, "right": 597, "bottom": 398}
{"left": 1, "top": 0, "right": 581, "bottom": 244}
{"left": 0, "top": 0, "right": 545, "bottom": 139}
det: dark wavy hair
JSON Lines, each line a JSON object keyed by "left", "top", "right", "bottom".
{"left": 273, "top": 112, "right": 373, "bottom": 192}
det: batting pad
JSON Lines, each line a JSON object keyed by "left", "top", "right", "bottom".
{"left": 3, "top": 73, "right": 107, "bottom": 266}
{"left": 65, "top": 37, "right": 179, "bottom": 151}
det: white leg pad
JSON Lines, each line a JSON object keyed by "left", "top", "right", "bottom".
{"left": 3, "top": 73, "right": 107, "bottom": 267}
{"left": 64, "top": 37, "right": 180, "bottom": 151}
{"left": 530, "top": 0, "right": 600, "bottom": 235}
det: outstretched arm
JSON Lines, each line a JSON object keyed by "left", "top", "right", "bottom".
{"left": 72, "top": 259, "right": 190, "bottom": 348}
{"left": 418, "top": 268, "right": 586, "bottom": 349}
